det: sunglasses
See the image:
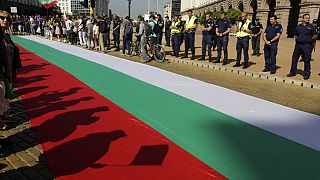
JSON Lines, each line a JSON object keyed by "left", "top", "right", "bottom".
{"left": 0, "top": 16, "right": 12, "bottom": 22}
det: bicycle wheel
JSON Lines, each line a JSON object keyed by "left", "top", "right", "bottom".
{"left": 153, "top": 44, "right": 166, "bottom": 63}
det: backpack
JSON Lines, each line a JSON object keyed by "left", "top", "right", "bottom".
{"left": 144, "top": 22, "right": 153, "bottom": 36}
{"left": 152, "top": 21, "right": 161, "bottom": 34}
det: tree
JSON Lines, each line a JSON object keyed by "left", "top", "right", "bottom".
{"left": 226, "top": 8, "right": 241, "bottom": 24}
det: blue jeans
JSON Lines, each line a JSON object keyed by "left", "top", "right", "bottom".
{"left": 122, "top": 34, "right": 132, "bottom": 55}
{"left": 217, "top": 36, "right": 229, "bottom": 63}
{"left": 113, "top": 31, "right": 120, "bottom": 49}
{"left": 202, "top": 35, "right": 212, "bottom": 57}
{"left": 264, "top": 42, "right": 279, "bottom": 71}
{"left": 236, "top": 37, "right": 250, "bottom": 66}
{"left": 290, "top": 43, "right": 313, "bottom": 75}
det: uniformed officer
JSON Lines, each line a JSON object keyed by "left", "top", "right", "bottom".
{"left": 165, "top": 16, "right": 172, "bottom": 47}
{"left": 262, "top": 15, "right": 282, "bottom": 74}
{"left": 234, "top": 12, "right": 253, "bottom": 68}
{"left": 182, "top": 9, "right": 198, "bottom": 60}
{"left": 287, "top": 14, "right": 317, "bottom": 80}
{"left": 179, "top": 16, "right": 185, "bottom": 52}
{"left": 251, "top": 18, "right": 263, "bottom": 56}
{"left": 170, "top": 14, "right": 182, "bottom": 58}
{"left": 214, "top": 11, "right": 231, "bottom": 65}
{"left": 211, "top": 17, "right": 218, "bottom": 52}
{"left": 199, "top": 14, "right": 214, "bottom": 61}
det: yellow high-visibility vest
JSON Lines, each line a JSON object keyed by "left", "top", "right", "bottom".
{"left": 236, "top": 20, "right": 252, "bottom": 37}
{"left": 185, "top": 16, "right": 197, "bottom": 30}
{"left": 171, "top": 20, "right": 181, "bottom": 35}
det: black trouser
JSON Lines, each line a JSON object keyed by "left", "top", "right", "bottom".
{"left": 212, "top": 35, "right": 217, "bottom": 50}
{"left": 252, "top": 35, "right": 261, "bottom": 54}
{"left": 165, "top": 29, "right": 171, "bottom": 46}
{"left": 157, "top": 32, "right": 163, "bottom": 45}
{"left": 236, "top": 37, "right": 250, "bottom": 66}
{"left": 184, "top": 32, "right": 195, "bottom": 57}
{"left": 290, "top": 43, "right": 312, "bottom": 76}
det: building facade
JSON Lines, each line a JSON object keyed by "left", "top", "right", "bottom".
{"left": 164, "top": 0, "right": 181, "bottom": 19}
{"left": 95, "top": 0, "right": 109, "bottom": 16}
{"left": 57, "top": 0, "right": 72, "bottom": 15}
{"left": 0, "top": 0, "right": 44, "bottom": 15}
{"left": 181, "top": 0, "right": 320, "bottom": 37}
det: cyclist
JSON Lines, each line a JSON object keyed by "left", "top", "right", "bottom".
{"left": 148, "top": 14, "right": 159, "bottom": 57}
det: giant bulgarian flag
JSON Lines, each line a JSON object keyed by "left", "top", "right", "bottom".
{"left": 39, "top": 0, "right": 58, "bottom": 9}
{"left": 12, "top": 35, "right": 320, "bottom": 180}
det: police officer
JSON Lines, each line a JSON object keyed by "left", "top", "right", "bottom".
{"left": 170, "top": 14, "right": 182, "bottom": 58}
{"left": 251, "top": 18, "right": 263, "bottom": 56}
{"left": 234, "top": 12, "right": 252, "bottom": 68}
{"left": 211, "top": 17, "right": 218, "bottom": 52}
{"left": 179, "top": 16, "right": 185, "bottom": 52}
{"left": 287, "top": 14, "right": 317, "bottom": 80}
{"left": 165, "top": 16, "right": 172, "bottom": 47}
{"left": 199, "top": 13, "right": 214, "bottom": 61}
{"left": 182, "top": 9, "right": 198, "bottom": 60}
{"left": 214, "top": 11, "right": 231, "bottom": 65}
{"left": 262, "top": 15, "right": 282, "bottom": 74}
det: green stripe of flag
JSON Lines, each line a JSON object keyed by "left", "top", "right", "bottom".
{"left": 13, "top": 36, "right": 320, "bottom": 180}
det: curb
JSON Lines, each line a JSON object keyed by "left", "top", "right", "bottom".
{"left": 168, "top": 58, "right": 320, "bottom": 90}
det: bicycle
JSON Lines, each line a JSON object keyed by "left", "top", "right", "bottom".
{"left": 132, "top": 38, "right": 166, "bottom": 63}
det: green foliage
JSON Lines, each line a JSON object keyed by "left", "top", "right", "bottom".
{"left": 211, "top": 11, "right": 220, "bottom": 19}
{"left": 226, "top": 8, "right": 241, "bottom": 24}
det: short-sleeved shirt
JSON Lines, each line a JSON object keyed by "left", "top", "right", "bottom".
{"left": 165, "top": 20, "right": 172, "bottom": 30}
{"left": 295, "top": 23, "right": 317, "bottom": 44}
{"left": 251, "top": 22, "right": 263, "bottom": 34}
{"left": 113, "top": 19, "right": 121, "bottom": 32}
{"left": 217, "top": 19, "right": 231, "bottom": 35}
{"left": 202, "top": 19, "right": 214, "bottom": 35}
{"left": 265, "top": 23, "right": 282, "bottom": 42}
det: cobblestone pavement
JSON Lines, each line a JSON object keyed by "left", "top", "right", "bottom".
{"left": 0, "top": 100, "right": 54, "bottom": 180}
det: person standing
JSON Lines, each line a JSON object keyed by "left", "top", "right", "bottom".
{"left": 170, "top": 14, "right": 182, "bottom": 58}
{"left": 262, "top": 15, "right": 282, "bottom": 74}
{"left": 164, "top": 16, "right": 172, "bottom": 47}
{"left": 211, "top": 17, "right": 218, "bottom": 52}
{"left": 199, "top": 14, "right": 213, "bottom": 61}
{"left": 287, "top": 14, "right": 317, "bottom": 80}
{"left": 157, "top": 14, "right": 164, "bottom": 45}
{"left": 113, "top": 15, "right": 121, "bottom": 51}
{"left": 182, "top": 10, "right": 198, "bottom": 60}
{"left": 234, "top": 12, "right": 253, "bottom": 68}
{"left": 98, "top": 16, "right": 109, "bottom": 53}
{"left": 122, "top": 16, "right": 133, "bottom": 56}
{"left": 86, "top": 17, "right": 94, "bottom": 49}
{"left": 148, "top": 14, "right": 159, "bottom": 56}
{"left": 214, "top": 12, "right": 231, "bottom": 65}
{"left": 136, "top": 16, "right": 149, "bottom": 62}
{"left": 251, "top": 18, "right": 263, "bottom": 56}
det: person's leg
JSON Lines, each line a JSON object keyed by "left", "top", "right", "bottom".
{"left": 256, "top": 36, "right": 261, "bottom": 55}
{"left": 122, "top": 35, "right": 127, "bottom": 54}
{"left": 290, "top": 44, "right": 301, "bottom": 74}
{"left": 201, "top": 36, "right": 206, "bottom": 58}
{"left": 223, "top": 36, "right": 229, "bottom": 64}
{"left": 243, "top": 38, "right": 250, "bottom": 66}
{"left": 78, "top": 31, "right": 83, "bottom": 46}
{"left": 207, "top": 36, "right": 212, "bottom": 59}
{"left": 190, "top": 32, "right": 195, "bottom": 58}
{"left": 106, "top": 32, "right": 110, "bottom": 48}
{"left": 252, "top": 37, "right": 256, "bottom": 54}
{"left": 236, "top": 38, "right": 242, "bottom": 64}
{"left": 116, "top": 32, "right": 120, "bottom": 50}
{"left": 216, "top": 37, "right": 222, "bottom": 62}
{"left": 82, "top": 32, "right": 87, "bottom": 47}
{"left": 0, "top": 81, "right": 6, "bottom": 117}
{"left": 264, "top": 45, "right": 271, "bottom": 70}
{"left": 127, "top": 36, "right": 132, "bottom": 55}
{"left": 99, "top": 33, "right": 105, "bottom": 51}
{"left": 270, "top": 43, "right": 278, "bottom": 71}
{"left": 302, "top": 44, "right": 312, "bottom": 76}
{"left": 184, "top": 33, "right": 189, "bottom": 57}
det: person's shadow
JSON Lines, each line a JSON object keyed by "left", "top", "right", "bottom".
{"left": 34, "top": 106, "right": 109, "bottom": 144}
{"left": 45, "top": 131, "right": 127, "bottom": 178}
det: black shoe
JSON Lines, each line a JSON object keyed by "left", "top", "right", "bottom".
{"left": 175, "top": 55, "right": 179, "bottom": 58}
{"left": 287, "top": 72, "right": 296, "bottom": 77}
{"left": 257, "top": 53, "right": 261, "bottom": 57}
{"left": 213, "top": 60, "right": 221, "bottom": 63}
{"left": 270, "top": 70, "right": 276, "bottom": 74}
{"left": 262, "top": 68, "right": 270, "bottom": 72}
{"left": 222, "top": 62, "right": 227, "bottom": 65}
{"left": 233, "top": 63, "right": 241, "bottom": 67}
{"left": 304, "top": 74, "right": 310, "bottom": 80}
{"left": 251, "top": 53, "right": 257, "bottom": 56}
{"left": 208, "top": 57, "right": 213, "bottom": 62}
{"left": 242, "top": 65, "right": 249, "bottom": 69}
{"left": 115, "top": 48, "right": 120, "bottom": 51}
{"left": 190, "top": 56, "right": 195, "bottom": 60}
{"left": 198, "top": 56, "right": 205, "bottom": 60}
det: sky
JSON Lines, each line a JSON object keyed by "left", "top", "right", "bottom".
{"left": 109, "top": 0, "right": 168, "bottom": 18}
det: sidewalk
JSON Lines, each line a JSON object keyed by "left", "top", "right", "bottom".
{"left": 162, "top": 35, "right": 320, "bottom": 87}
